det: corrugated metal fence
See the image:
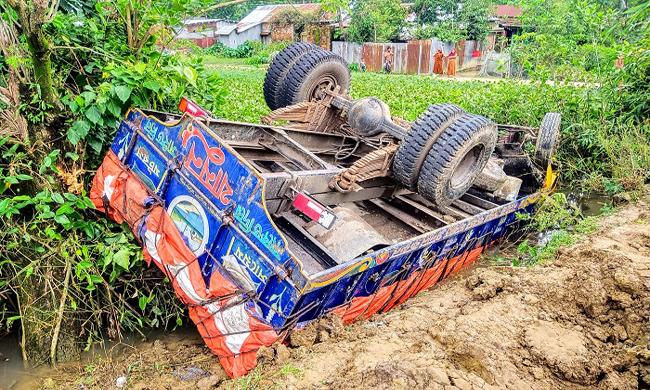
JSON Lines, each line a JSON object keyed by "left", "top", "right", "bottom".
{"left": 332, "top": 39, "right": 485, "bottom": 74}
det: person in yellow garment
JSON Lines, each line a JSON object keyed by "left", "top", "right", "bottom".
{"left": 447, "top": 47, "right": 458, "bottom": 77}
{"left": 433, "top": 48, "right": 444, "bottom": 75}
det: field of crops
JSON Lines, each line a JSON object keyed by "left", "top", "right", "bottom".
{"left": 208, "top": 67, "right": 648, "bottom": 189}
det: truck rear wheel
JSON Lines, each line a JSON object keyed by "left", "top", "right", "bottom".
{"left": 263, "top": 42, "right": 321, "bottom": 110}
{"left": 279, "top": 49, "right": 351, "bottom": 108}
{"left": 534, "top": 112, "right": 561, "bottom": 168}
{"left": 393, "top": 103, "right": 466, "bottom": 191}
{"left": 417, "top": 114, "right": 498, "bottom": 207}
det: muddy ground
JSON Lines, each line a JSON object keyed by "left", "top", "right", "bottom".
{"left": 29, "top": 198, "right": 649, "bottom": 390}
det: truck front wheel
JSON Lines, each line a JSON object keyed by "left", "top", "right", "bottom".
{"left": 280, "top": 49, "right": 351, "bottom": 108}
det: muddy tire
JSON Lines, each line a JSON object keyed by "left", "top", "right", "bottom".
{"left": 263, "top": 42, "right": 322, "bottom": 110}
{"left": 279, "top": 49, "right": 351, "bottom": 108}
{"left": 417, "top": 114, "right": 498, "bottom": 207}
{"left": 534, "top": 112, "right": 561, "bottom": 168}
{"left": 393, "top": 103, "right": 466, "bottom": 191}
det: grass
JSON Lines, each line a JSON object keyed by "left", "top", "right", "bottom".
{"left": 224, "top": 362, "right": 304, "bottom": 389}
{"left": 202, "top": 56, "right": 254, "bottom": 67}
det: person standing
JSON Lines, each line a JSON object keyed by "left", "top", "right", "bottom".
{"left": 384, "top": 47, "right": 394, "bottom": 73}
{"left": 447, "top": 47, "right": 458, "bottom": 77}
{"left": 433, "top": 49, "right": 444, "bottom": 75}
{"left": 615, "top": 55, "right": 624, "bottom": 70}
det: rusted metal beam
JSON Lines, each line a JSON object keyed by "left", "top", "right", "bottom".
{"left": 395, "top": 194, "right": 450, "bottom": 226}
{"left": 439, "top": 205, "right": 473, "bottom": 220}
{"left": 367, "top": 198, "right": 434, "bottom": 234}
{"left": 461, "top": 193, "right": 498, "bottom": 209}
{"left": 451, "top": 198, "right": 484, "bottom": 215}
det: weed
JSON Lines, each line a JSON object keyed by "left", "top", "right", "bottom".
{"left": 599, "top": 204, "right": 618, "bottom": 216}
{"left": 279, "top": 362, "right": 304, "bottom": 378}
{"left": 127, "top": 360, "right": 141, "bottom": 373}
{"left": 227, "top": 365, "right": 266, "bottom": 390}
{"left": 511, "top": 194, "right": 604, "bottom": 266}
{"left": 515, "top": 230, "right": 578, "bottom": 266}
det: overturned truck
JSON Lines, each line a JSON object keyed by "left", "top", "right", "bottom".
{"left": 90, "top": 43, "right": 560, "bottom": 377}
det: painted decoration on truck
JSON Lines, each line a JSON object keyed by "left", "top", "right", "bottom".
{"left": 90, "top": 151, "right": 279, "bottom": 378}
{"left": 168, "top": 195, "right": 209, "bottom": 255}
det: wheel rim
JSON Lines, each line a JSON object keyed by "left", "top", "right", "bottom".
{"left": 450, "top": 145, "right": 483, "bottom": 189}
{"left": 307, "top": 74, "right": 337, "bottom": 101}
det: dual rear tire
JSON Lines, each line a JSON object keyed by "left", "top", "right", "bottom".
{"left": 393, "top": 104, "right": 498, "bottom": 207}
{"left": 263, "top": 43, "right": 351, "bottom": 110}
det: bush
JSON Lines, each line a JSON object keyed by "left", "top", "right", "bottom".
{"left": 244, "top": 54, "right": 269, "bottom": 65}
{"left": 577, "top": 44, "right": 617, "bottom": 73}
{"left": 204, "top": 41, "right": 255, "bottom": 58}
{"left": 204, "top": 40, "right": 293, "bottom": 61}
{"left": 204, "top": 42, "right": 227, "bottom": 56}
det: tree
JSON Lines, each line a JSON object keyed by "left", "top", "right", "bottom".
{"left": 348, "top": 0, "right": 407, "bottom": 43}
{"left": 322, "top": 0, "right": 351, "bottom": 40}
{"left": 410, "top": 0, "right": 495, "bottom": 41}
{"left": 5, "top": 0, "right": 63, "bottom": 112}
{"left": 272, "top": 7, "right": 323, "bottom": 38}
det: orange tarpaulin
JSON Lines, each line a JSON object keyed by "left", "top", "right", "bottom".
{"left": 91, "top": 151, "right": 279, "bottom": 378}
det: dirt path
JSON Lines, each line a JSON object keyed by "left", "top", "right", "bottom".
{"left": 38, "top": 198, "right": 649, "bottom": 390}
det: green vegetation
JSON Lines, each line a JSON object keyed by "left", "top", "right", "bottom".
{"left": 203, "top": 40, "right": 292, "bottom": 65}
{"left": 411, "top": 0, "right": 495, "bottom": 41}
{"left": 0, "top": 0, "right": 218, "bottom": 365}
{"left": 486, "top": 193, "right": 614, "bottom": 267}
{"left": 502, "top": 193, "right": 617, "bottom": 266}
{"left": 202, "top": 57, "right": 251, "bottom": 66}
{"left": 225, "top": 362, "right": 304, "bottom": 390}
{"left": 347, "top": 0, "right": 407, "bottom": 43}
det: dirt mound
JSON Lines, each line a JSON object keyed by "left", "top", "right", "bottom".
{"left": 37, "top": 200, "right": 649, "bottom": 389}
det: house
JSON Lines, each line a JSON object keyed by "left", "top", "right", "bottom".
{"left": 215, "top": 4, "right": 324, "bottom": 49}
{"left": 174, "top": 17, "right": 236, "bottom": 48}
{"left": 486, "top": 5, "right": 523, "bottom": 50}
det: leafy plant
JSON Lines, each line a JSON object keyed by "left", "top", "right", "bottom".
{"left": 0, "top": 140, "right": 185, "bottom": 364}
{"left": 0, "top": 0, "right": 224, "bottom": 365}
